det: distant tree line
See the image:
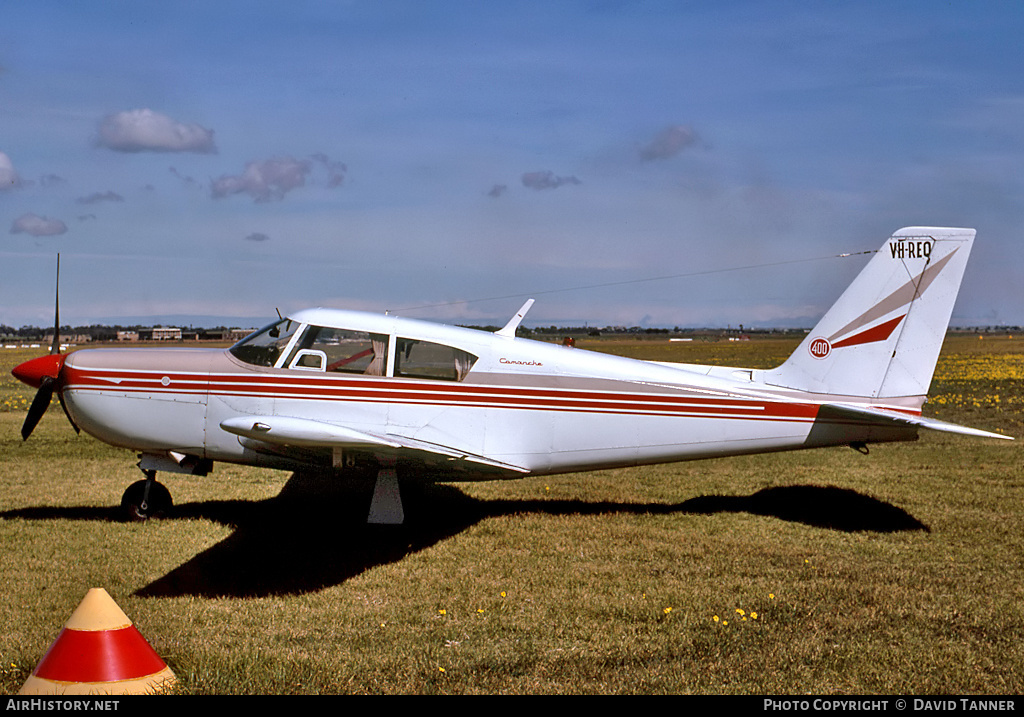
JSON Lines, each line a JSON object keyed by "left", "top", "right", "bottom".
{"left": 0, "top": 324, "right": 247, "bottom": 342}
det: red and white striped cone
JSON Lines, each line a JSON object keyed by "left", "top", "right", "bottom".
{"left": 19, "top": 588, "right": 176, "bottom": 695}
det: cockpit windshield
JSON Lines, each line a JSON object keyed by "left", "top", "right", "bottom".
{"left": 229, "top": 318, "right": 301, "bottom": 367}
{"left": 230, "top": 318, "right": 478, "bottom": 381}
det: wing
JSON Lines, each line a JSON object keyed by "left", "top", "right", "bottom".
{"left": 219, "top": 415, "right": 530, "bottom": 474}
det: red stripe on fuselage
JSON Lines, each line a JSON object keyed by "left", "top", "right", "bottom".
{"left": 63, "top": 367, "right": 824, "bottom": 423}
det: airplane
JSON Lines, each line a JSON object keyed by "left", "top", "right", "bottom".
{"left": 12, "top": 226, "right": 1011, "bottom": 524}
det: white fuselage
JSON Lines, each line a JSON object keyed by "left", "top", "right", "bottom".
{"left": 57, "top": 309, "right": 920, "bottom": 480}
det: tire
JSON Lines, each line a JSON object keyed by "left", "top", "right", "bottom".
{"left": 120, "top": 479, "right": 173, "bottom": 522}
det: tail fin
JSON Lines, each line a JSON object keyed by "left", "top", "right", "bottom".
{"left": 762, "top": 227, "right": 975, "bottom": 399}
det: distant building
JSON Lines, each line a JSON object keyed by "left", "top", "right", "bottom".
{"left": 196, "top": 328, "right": 246, "bottom": 341}
{"left": 137, "top": 327, "right": 182, "bottom": 341}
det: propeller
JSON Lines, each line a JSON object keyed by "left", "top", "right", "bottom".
{"left": 22, "top": 374, "right": 57, "bottom": 440}
{"left": 13, "top": 254, "right": 80, "bottom": 440}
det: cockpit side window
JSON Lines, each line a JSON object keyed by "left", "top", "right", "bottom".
{"left": 229, "top": 319, "right": 301, "bottom": 367}
{"left": 285, "top": 326, "right": 389, "bottom": 376}
{"left": 394, "top": 338, "right": 478, "bottom": 381}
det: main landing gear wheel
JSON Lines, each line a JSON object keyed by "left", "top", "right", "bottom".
{"left": 121, "top": 479, "right": 173, "bottom": 522}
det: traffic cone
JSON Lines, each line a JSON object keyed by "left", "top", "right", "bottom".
{"left": 19, "top": 588, "right": 176, "bottom": 695}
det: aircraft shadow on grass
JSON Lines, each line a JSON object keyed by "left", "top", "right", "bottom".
{"left": 1, "top": 472, "right": 928, "bottom": 599}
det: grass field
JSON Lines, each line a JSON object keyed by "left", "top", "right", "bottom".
{"left": 0, "top": 334, "right": 1021, "bottom": 694}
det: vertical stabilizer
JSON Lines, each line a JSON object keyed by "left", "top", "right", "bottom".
{"left": 760, "top": 227, "right": 975, "bottom": 399}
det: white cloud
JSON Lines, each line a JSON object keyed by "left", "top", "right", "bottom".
{"left": 77, "top": 191, "right": 124, "bottom": 204}
{"left": 0, "top": 151, "right": 21, "bottom": 190}
{"left": 521, "top": 170, "right": 581, "bottom": 190}
{"left": 309, "top": 153, "right": 347, "bottom": 187}
{"left": 10, "top": 213, "right": 68, "bottom": 236}
{"left": 96, "top": 109, "right": 217, "bottom": 153}
{"left": 211, "top": 156, "right": 312, "bottom": 202}
{"left": 40, "top": 174, "right": 66, "bottom": 187}
{"left": 639, "top": 125, "right": 697, "bottom": 161}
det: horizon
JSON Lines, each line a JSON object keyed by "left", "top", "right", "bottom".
{"left": 2, "top": 312, "right": 1020, "bottom": 335}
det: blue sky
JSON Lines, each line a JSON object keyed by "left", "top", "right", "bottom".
{"left": 2, "top": 1, "right": 1022, "bottom": 329}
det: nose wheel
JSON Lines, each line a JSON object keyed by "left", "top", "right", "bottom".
{"left": 121, "top": 470, "right": 173, "bottom": 521}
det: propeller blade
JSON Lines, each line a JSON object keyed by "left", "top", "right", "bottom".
{"left": 18, "top": 256, "right": 73, "bottom": 441}
{"left": 50, "top": 253, "right": 61, "bottom": 355}
{"left": 22, "top": 377, "right": 55, "bottom": 441}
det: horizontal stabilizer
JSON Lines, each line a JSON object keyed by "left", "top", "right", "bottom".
{"left": 822, "top": 403, "right": 1012, "bottom": 441}
{"left": 220, "top": 415, "right": 530, "bottom": 473}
